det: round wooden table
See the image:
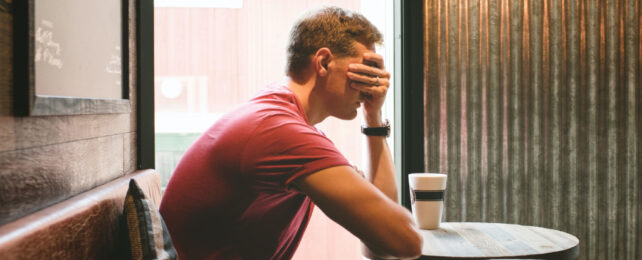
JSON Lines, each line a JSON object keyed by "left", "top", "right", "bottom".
{"left": 419, "top": 222, "right": 579, "bottom": 259}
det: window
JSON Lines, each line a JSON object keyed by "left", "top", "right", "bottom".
{"left": 154, "top": 1, "right": 394, "bottom": 259}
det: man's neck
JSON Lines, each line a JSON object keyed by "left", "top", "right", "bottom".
{"left": 286, "top": 75, "right": 327, "bottom": 126}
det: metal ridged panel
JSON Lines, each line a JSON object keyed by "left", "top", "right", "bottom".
{"left": 422, "top": 1, "right": 640, "bottom": 259}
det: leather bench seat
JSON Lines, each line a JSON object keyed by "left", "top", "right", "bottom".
{"left": 0, "top": 170, "right": 161, "bottom": 260}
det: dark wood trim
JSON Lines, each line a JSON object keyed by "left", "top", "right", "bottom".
{"left": 136, "top": 0, "right": 155, "bottom": 169}
{"left": 12, "top": 0, "right": 29, "bottom": 116}
{"left": 400, "top": 0, "right": 425, "bottom": 209}
{"left": 121, "top": 0, "right": 130, "bottom": 100}
{"left": 13, "top": 0, "right": 131, "bottom": 116}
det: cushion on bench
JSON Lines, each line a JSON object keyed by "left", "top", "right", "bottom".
{"left": 124, "top": 179, "right": 176, "bottom": 259}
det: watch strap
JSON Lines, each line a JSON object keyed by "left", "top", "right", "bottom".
{"left": 361, "top": 119, "right": 390, "bottom": 137}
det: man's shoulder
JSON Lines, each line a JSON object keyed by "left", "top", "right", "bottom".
{"left": 247, "top": 85, "right": 308, "bottom": 123}
{"left": 224, "top": 86, "right": 299, "bottom": 120}
{"left": 252, "top": 85, "right": 299, "bottom": 108}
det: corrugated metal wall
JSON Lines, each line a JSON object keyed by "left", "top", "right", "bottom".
{"left": 422, "top": 0, "right": 640, "bottom": 259}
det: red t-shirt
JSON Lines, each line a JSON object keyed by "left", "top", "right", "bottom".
{"left": 159, "top": 85, "right": 350, "bottom": 260}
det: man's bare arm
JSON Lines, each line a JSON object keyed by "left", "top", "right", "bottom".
{"left": 362, "top": 130, "right": 409, "bottom": 259}
{"left": 293, "top": 166, "right": 422, "bottom": 259}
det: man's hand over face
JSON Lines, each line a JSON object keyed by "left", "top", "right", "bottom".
{"left": 346, "top": 52, "right": 390, "bottom": 125}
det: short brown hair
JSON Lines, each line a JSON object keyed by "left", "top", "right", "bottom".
{"left": 286, "top": 7, "right": 383, "bottom": 75}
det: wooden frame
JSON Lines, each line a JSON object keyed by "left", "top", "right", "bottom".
{"left": 13, "top": 0, "right": 130, "bottom": 116}
{"left": 137, "top": 0, "right": 155, "bottom": 169}
{"left": 399, "top": 0, "right": 425, "bottom": 209}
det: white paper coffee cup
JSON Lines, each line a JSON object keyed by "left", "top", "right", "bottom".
{"left": 408, "top": 173, "right": 447, "bottom": 230}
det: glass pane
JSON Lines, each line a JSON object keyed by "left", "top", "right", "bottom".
{"left": 154, "top": 1, "right": 394, "bottom": 259}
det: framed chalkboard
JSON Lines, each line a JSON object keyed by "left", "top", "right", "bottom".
{"left": 13, "top": 0, "right": 130, "bottom": 116}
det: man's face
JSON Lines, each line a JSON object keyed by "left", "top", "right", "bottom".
{"left": 322, "top": 41, "right": 375, "bottom": 120}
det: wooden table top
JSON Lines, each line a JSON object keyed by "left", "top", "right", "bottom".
{"left": 419, "top": 222, "right": 579, "bottom": 259}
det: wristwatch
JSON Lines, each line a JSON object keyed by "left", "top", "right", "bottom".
{"left": 361, "top": 119, "right": 390, "bottom": 137}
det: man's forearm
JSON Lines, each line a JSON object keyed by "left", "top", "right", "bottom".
{"left": 365, "top": 134, "right": 397, "bottom": 202}
{"left": 362, "top": 115, "right": 419, "bottom": 259}
{"left": 363, "top": 135, "right": 407, "bottom": 259}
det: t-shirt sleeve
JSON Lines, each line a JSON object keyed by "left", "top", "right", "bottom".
{"left": 240, "top": 114, "right": 350, "bottom": 191}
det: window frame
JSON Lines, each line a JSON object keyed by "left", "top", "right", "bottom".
{"left": 137, "top": 0, "right": 425, "bottom": 209}
{"left": 137, "top": 0, "right": 155, "bottom": 169}
{"left": 397, "top": 0, "right": 425, "bottom": 209}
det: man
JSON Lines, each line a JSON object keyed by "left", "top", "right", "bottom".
{"left": 160, "top": 6, "right": 422, "bottom": 260}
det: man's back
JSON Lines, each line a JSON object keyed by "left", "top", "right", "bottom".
{"left": 159, "top": 85, "right": 349, "bottom": 260}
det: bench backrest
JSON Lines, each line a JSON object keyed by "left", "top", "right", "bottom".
{"left": 0, "top": 170, "right": 161, "bottom": 260}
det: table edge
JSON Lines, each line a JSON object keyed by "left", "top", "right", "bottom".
{"left": 419, "top": 222, "right": 580, "bottom": 259}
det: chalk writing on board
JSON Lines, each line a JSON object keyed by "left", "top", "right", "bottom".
{"left": 106, "top": 46, "right": 122, "bottom": 86}
{"left": 35, "top": 19, "right": 64, "bottom": 69}
{"left": 106, "top": 46, "right": 122, "bottom": 74}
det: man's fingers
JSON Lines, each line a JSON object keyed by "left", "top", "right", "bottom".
{"left": 348, "top": 63, "right": 386, "bottom": 78}
{"left": 363, "top": 52, "right": 385, "bottom": 70}
{"left": 347, "top": 69, "right": 390, "bottom": 86}
{"left": 349, "top": 76, "right": 390, "bottom": 89}
{"left": 350, "top": 82, "right": 388, "bottom": 96}
{"left": 347, "top": 52, "right": 390, "bottom": 88}
{"left": 347, "top": 71, "right": 382, "bottom": 85}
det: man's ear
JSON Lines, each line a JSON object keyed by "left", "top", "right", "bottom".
{"left": 313, "top": 48, "right": 332, "bottom": 77}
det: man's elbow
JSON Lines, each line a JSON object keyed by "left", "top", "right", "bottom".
{"left": 377, "top": 228, "right": 422, "bottom": 259}
{"left": 364, "top": 232, "right": 422, "bottom": 259}
{"left": 394, "top": 229, "right": 423, "bottom": 259}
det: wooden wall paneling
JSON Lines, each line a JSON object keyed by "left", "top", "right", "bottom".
{"left": 128, "top": 0, "right": 137, "bottom": 133}
{"left": 0, "top": 0, "right": 139, "bottom": 226}
{"left": 0, "top": 117, "right": 14, "bottom": 151}
{"left": 124, "top": 132, "right": 137, "bottom": 175}
{"left": 7, "top": 114, "right": 130, "bottom": 151}
{"left": 0, "top": 134, "right": 126, "bottom": 225}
